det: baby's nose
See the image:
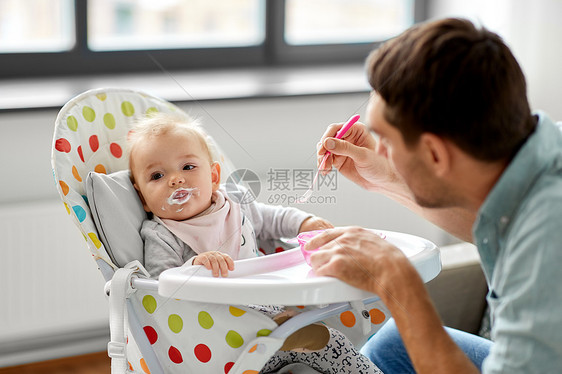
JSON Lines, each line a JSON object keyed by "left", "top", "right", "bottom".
{"left": 169, "top": 175, "right": 185, "bottom": 186}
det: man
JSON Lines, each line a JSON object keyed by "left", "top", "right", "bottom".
{"left": 307, "top": 18, "right": 562, "bottom": 373}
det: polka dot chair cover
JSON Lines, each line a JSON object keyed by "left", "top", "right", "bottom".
{"left": 51, "top": 88, "right": 392, "bottom": 373}
{"left": 51, "top": 88, "right": 285, "bottom": 373}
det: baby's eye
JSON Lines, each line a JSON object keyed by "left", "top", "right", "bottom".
{"left": 183, "top": 164, "right": 195, "bottom": 171}
{"left": 150, "top": 172, "right": 163, "bottom": 181}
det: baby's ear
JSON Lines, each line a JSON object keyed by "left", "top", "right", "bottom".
{"left": 211, "top": 162, "right": 221, "bottom": 190}
{"left": 134, "top": 183, "right": 151, "bottom": 213}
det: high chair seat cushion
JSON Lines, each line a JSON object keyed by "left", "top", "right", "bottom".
{"left": 86, "top": 170, "right": 146, "bottom": 267}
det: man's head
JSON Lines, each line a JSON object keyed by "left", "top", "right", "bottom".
{"left": 366, "top": 17, "right": 535, "bottom": 162}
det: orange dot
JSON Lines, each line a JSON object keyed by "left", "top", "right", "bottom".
{"left": 370, "top": 308, "right": 386, "bottom": 324}
{"left": 94, "top": 164, "right": 107, "bottom": 174}
{"left": 59, "top": 180, "right": 69, "bottom": 195}
{"left": 242, "top": 371, "right": 259, "bottom": 374}
{"left": 140, "top": 358, "right": 150, "bottom": 373}
{"left": 128, "top": 362, "right": 133, "bottom": 371}
{"left": 340, "top": 311, "right": 356, "bottom": 328}
{"left": 248, "top": 344, "right": 257, "bottom": 353}
{"left": 72, "top": 165, "right": 82, "bottom": 182}
{"left": 296, "top": 305, "right": 305, "bottom": 309}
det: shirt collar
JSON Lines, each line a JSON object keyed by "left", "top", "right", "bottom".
{"left": 474, "top": 111, "right": 559, "bottom": 238}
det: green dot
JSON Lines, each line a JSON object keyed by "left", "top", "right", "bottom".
{"left": 198, "top": 311, "right": 214, "bottom": 330}
{"left": 83, "top": 106, "right": 96, "bottom": 122}
{"left": 146, "top": 107, "right": 158, "bottom": 115}
{"left": 256, "top": 329, "right": 271, "bottom": 337}
{"left": 168, "top": 314, "right": 183, "bottom": 333}
{"left": 225, "top": 330, "right": 244, "bottom": 348}
{"left": 142, "top": 295, "right": 157, "bottom": 314}
{"left": 103, "top": 113, "right": 116, "bottom": 129}
{"left": 121, "top": 101, "right": 135, "bottom": 117}
{"left": 67, "top": 115, "right": 78, "bottom": 131}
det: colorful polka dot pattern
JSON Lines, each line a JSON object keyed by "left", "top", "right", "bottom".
{"left": 52, "top": 88, "right": 234, "bottom": 269}
{"left": 51, "top": 88, "right": 193, "bottom": 267}
{"left": 133, "top": 291, "right": 280, "bottom": 373}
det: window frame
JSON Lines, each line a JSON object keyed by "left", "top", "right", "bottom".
{"left": 0, "top": 0, "right": 426, "bottom": 79}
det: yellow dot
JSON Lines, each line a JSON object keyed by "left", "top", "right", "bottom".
{"left": 370, "top": 308, "right": 386, "bottom": 324}
{"left": 229, "top": 306, "right": 246, "bottom": 317}
{"left": 168, "top": 314, "right": 183, "bottom": 333}
{"left": 140, "top": 358, "right": 150, "bottom": 373}
{"left": 96, "top": 93, "right": 107, "bottom": 101}
{"left": 225, "top": 330, "right": 244, "bottom": 348}
{"left": 146, "top": 107, "right": 158, "bottom": 115}
{"left": 142, "top": 295, "right": 157, "bottom": 314}
{"left": 64, "top": 202, "right": 71, "bottom": 215}
{"left": 88, "top": 233, "right": 102, "bottom": 249}
{"left": 198, "top": 311, "right": 214, "bottom": 329}
{"left": 340, "top": 311, "right": 356, "bottom": 328}
{"left": 83, "top": 106, "right": 96, "bottom": 122}
{"left": 121, "top": 101, "right": 135, "bottom": 117}
{"left": 256, "top": 329, "right": 271, "bottom": 337}
{"left": 103, "top": 113, "right": 116, "bottom": 129}
{"left": 67, "top": 116, "right": 78, "bottom": 131}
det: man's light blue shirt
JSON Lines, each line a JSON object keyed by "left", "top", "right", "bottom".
{"left": 474, "top": 112, "right": 562, "bottom": 373}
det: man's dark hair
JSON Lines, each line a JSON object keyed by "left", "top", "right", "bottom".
{"left": 367, "top": 18, "right": 535, "bottom": 161}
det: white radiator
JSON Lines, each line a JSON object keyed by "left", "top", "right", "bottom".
{"left": 0, "top": 200, "right": 109, "bottom": 366}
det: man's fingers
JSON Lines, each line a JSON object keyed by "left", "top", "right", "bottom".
{"left": 304, "top": 227, "right": 345, "bottom": 252}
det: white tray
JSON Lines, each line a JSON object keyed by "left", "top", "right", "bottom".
{"left": 158, "top": 230, "right": 441, "bottom": 305}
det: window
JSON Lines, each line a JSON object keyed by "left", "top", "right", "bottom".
{"left": 0, "top": 0, "right": 75, "bottom": 53}
{"left": 0, "top": 0, "right": 424, "bottom": 79}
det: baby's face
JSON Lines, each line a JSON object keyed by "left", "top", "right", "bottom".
{"left": 131, "top": 130, "right": 220, "bottom": 220}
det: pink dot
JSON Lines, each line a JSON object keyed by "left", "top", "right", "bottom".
{"left": 193, "top": 344, "right": 211, "bottom": 363}
{"left": 143, "top": 325, "right": 158, "bottom": 345}
{"left": 110, "top": 143, "right": 122, "bottom": 158}
{"left": 169, "top": 345, "right": 184, "bottom": 364}
{"left": 224, "top": 362, "right": 235, "bottom": 373}
{"left": 55, "top": 138, "right": 71, "bottom": 153}
{"left": 89, "top": 135, "right": 99, "bottom": 152}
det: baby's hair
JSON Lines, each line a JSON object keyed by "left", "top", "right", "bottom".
{"left": 127, "top": 112, "right": 217, "bottom": 175}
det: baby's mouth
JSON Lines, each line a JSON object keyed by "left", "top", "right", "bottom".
{"left": 167, "top": 187, "right": 199, "bottom": 206}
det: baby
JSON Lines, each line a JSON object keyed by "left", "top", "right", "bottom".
{"left": 128, "top": 113, "right": 382, "bottom": 373}
{"left": 128, "top": 113, "right": 332, "bottom": 278}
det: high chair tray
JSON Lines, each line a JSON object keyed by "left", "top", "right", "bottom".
{"left": 158, "top": 230, "right": 441, "bottom": 305}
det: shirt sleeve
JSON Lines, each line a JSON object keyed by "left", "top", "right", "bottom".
{"left": 483, "top": 190, "right": 562, "bottom": 373}
{"left": 241, "top": 200, "right": 313, "bottom": 241}
{"left": 140, "top": 219, "right": 198, "bottom": 279}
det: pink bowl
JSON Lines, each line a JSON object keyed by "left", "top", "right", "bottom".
{"left": 297, "top": 229, "right": 327, "bottom": 265}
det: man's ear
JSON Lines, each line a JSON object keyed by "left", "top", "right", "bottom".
{"left": 419, "top": 133, "right": 450, "bottom": 177}
{"left": 134, "top": 183, "right": 151, "bottom": 212}
{"left": 211, "top": 162, "right": 221, "bottom": 191}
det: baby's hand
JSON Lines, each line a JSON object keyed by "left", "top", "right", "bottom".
{"left": 193, "top": 252, "right": 235, "bottom": 277}
{"left": 299, "top": 216, "right": 334, "bottom": 233}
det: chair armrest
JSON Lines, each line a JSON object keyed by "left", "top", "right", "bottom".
{"left": 425, "top": 242, "right": 488, "bottom": 334}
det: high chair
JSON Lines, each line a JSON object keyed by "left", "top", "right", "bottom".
{"left": 51, "top": 88, "right": 441, "bottom": 374}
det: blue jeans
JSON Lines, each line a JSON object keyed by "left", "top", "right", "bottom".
{"left": 360, "top": 319, "right": 492, "bottom": 373}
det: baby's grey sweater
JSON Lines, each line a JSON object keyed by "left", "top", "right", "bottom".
{"left": 141, "top": 200, "right": 312, "bottom": 278}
